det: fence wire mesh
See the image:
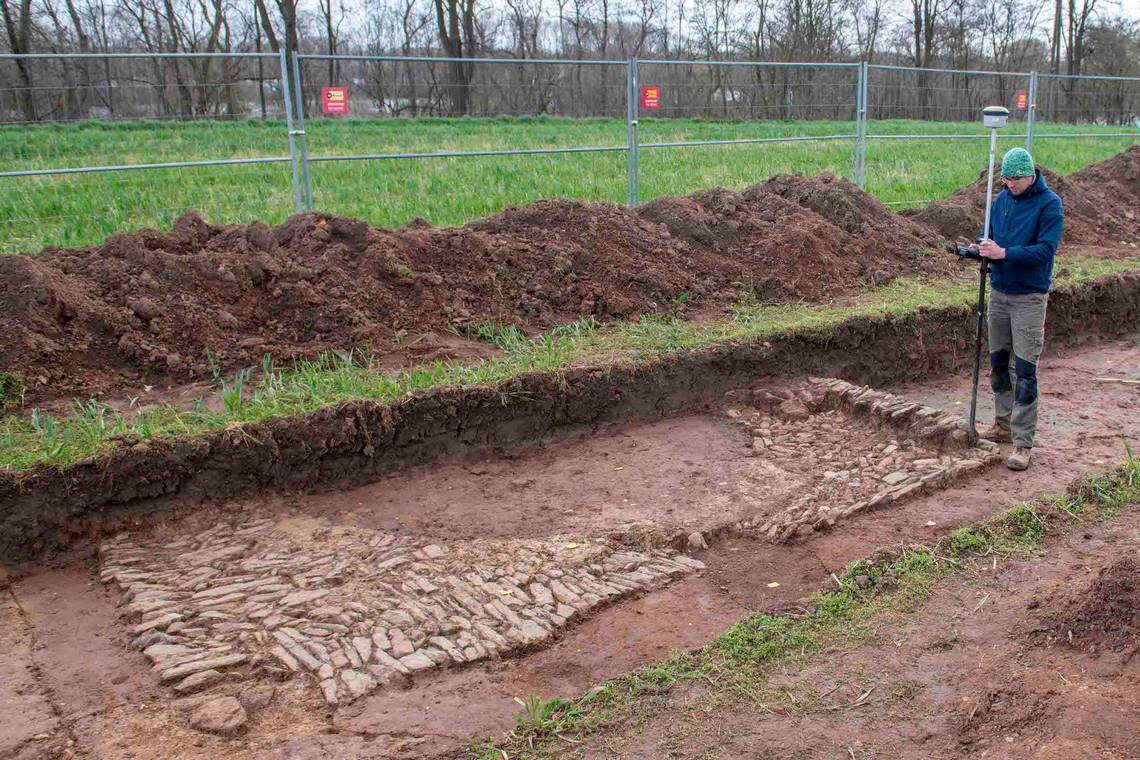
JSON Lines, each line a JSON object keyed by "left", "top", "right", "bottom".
{"left": 0, "top": 53, "right": 289, "bottom": 125}
{"left": 634, "top": 61, "right": 858, "bottom": 121}
{"left": 292, "top": 55, "right": 631, "bottom": 217}
{"left": 295, "top": 55, "right": 629, "bottom": 120}
{"left": 1036, "top": 74, "right": 1140, "bottom": 130}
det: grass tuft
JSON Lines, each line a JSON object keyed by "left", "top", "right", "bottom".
{"left": 0, "top": 372, "right": 25, "bottom": 410}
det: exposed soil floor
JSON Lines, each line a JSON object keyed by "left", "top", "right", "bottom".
{"left": 2, "top": 334, "right": 1140, "bottom": 759}
{"left": 573, "top": 493, "right": 1140, "bottom": 759}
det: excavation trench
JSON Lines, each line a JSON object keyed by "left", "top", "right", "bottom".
{"left": 3, "top": 147, "right": 1140, "bottom": 760}
{"left": 3, "top": 328, "right": 1139, "bottom": 760}
{"left": 2, "top": 270, "right": 1139, "bottom": 564}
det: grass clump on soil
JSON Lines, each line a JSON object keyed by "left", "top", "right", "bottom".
{"left": 0, "top": 372, "right": 24, "bottom": 411}
{"left": 474, "top": 449, "right": 1140, "bottom": 759}
{"left": 448, "top": 319, "right": 531, "bottom": 352}
{"left": 1, "top": 116, "right": 1135, "bottom": 252}
{"left": 1, "top": 254, "right": 1137, "bottom": 474}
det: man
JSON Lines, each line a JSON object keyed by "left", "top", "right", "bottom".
{"left": 977, "top": 147, "right": 1064, "bottom": 471}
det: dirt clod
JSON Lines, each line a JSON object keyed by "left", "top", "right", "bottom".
{"left": 239, "top": 684, "right": 276, "bottom": 713}
{"left": 776, "top": 397, "right": 811, "bottom": 422}
{"left": 1037, "top": 556, "right": 1140, "bottom": 654}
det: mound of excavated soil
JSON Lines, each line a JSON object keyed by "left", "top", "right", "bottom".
{"left": 1037, "top": 556, "right": 1139, "bottom": 654}
{"left": 902, "top": 146, "right": 1140, "bottom": 247}
{"left": 0, "top": 173, "right": 950, "bottom": 404}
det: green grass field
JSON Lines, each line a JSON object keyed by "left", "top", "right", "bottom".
{"left": 1, "top": 116, "right": 1136, "bottom": 252}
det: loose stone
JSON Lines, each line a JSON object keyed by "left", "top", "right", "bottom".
{"left": 189, "top": 696, "right": 247, "bottom": 736}
{"left": 160, "top": 654, "right": 248, "bottom": 684}
{"left": 319, "top": 678, "right": 339, "bottom": 706}
{"left": 389, "top": 629, "right": 415, "bottom": 658}
{"left": 173, "top": 669, "right": 223, "bottom": 695}
{"left": 340, "top": 669, "right": 376, "bottom": 699}
{"left": 398, "top": 652, "right": 435, "bottom": 672}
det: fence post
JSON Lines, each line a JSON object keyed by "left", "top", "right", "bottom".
{"left": 290, "top": 52, "right": 315, "bottom": 210}
{"left": 856, "top": 62, "right": 863, "bottom": 189}
{"left": 626, "top": 58, "right": 640, "bottom": 208}
{"left": 856, "top": 62, "right": 869, "bottom": 189}
{"left": 279, "top": 49, "right": 304, "bottom": 213}
{"left": 1026, "top": 70, "right": 1038, "bottom": 153}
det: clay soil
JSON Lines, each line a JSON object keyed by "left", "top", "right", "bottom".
{"left": 3, "top": 171, "right": 954, "bottom": 406}
{"left": 1035, "top": 555, "right": 1140, "bottom": 656}
{"left": 2, "top": 333, "right": 1139, "bottom": 760}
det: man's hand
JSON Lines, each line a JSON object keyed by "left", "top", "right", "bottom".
{"left": 978, "top": 239, "right": 1006, "bottom": 260}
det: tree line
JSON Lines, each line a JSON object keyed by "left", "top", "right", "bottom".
{"left": 2, "top": 0, "right": 1138, "bottom": 123}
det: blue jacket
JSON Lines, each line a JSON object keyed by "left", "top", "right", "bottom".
{"left": 981, "top": 169, "right": 1064, "bottom": 295}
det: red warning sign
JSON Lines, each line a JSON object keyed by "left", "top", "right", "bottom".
{"left": 322, "top": 87, "right": 349, "bottom": 115}
{"left": 640, "top": 86, "right": 660, "bottom": 110}
{"left": 1015, "top": 91, "right": 1028, "bottom": 110}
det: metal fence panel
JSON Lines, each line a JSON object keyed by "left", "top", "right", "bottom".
{"left": 0, "top": 52, "right": 299, "bottom": 253}
{"left": 866, "top": 65, "right": 1034, "bottom": 206}
{"left": 290, "top": 54, "right": 632, "bottom": 224}
{"left": 1035, "top": 72, "right": 1140, "bottom": 131}
{"left": 631, "top": 60, "right": 861, "bottom": 202}
{"left": 865, "top": 64, "right": 1140, "bottom": 206}
{"left": 1, "top": 52, "right": 1138, "bottom": 253}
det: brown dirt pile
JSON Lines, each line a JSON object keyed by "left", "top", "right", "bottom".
{"left": 1, "top": 173, "right": 948, "bottom": 404}
{"left": 902, "top": 145, "right": 1140, "bottom": 247}
{"left": 1036, "top": 555, "right": 1139, "bottom": 654}
{"left": 638, "top": 172, "right": 951, "bottom": 298}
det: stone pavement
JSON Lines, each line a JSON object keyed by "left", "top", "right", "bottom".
{"left": 726, "top": 377, "right": 1003, "bottom": 541}
{"left": 98, "top": 377, "right": 1001, "bottom": 719}
{"left": 100, "top": 518, "right": 704, "bottom": 707}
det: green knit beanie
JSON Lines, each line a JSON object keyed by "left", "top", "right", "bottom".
{"left": 1001, "top": 147, "right": 1035, "bottom": 178}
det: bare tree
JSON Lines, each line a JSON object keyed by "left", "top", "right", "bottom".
{"left": 433, "top": 0, "right": 476, "bottom": 114}
{"left": 253, "top": 0, "right": 280, "bottom": 51}
{"left": 1064, "top": 0, "right": 1096, "bottom": 76}
{"left": 691, "top": 0, "right": 736, "bottom": 116}
{"left": 1, "top": 0, "right": 37, "bottom": 120}
{"left": 274, "top": 0, "right": 299, "bottom": 57}
{"left": 847, "top": 0, "right": 885, "bottom": 63}
{"left": 985, "top": 0, "right": 1044, "bottom": 73}
{"left": 907, "top": 0, "right": 944, "bottom": 116}
{"left": 1048, "top": 0, "right": 1062, "bottom": 74}
{"left": 317, "top": 0, "right": 345, "bottom": 84}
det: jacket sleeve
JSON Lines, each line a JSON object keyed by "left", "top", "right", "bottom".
{"left": 1005, "top": 196, "right": 1064, "bottom": 265}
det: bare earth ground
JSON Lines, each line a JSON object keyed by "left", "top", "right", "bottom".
{"left": 576, "top": 500, "right": 1140, "bottom": 759}
{"left": 2, "top": 334, "right": 1139, "bottom": 759}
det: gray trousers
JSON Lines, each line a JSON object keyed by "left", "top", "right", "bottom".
{"left": 988, "top": 289, "right": 1048, "bottom": 448}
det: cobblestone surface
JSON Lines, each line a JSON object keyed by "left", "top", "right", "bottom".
{"left": 98, "top": 377, "right": 999, "bottom": 714}
{"left": 100, "top": 518, "right": 704, "bottom": 707}
{"left": 726, "top": 377, "right": 1003, "bottom": 541}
